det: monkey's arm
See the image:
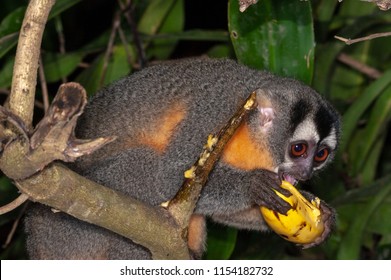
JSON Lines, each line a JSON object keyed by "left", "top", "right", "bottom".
{"left": 194, "top": 162, "right": 290, "bottom": 225}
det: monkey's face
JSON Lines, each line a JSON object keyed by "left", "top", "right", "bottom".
{"left": 253, "top": 82, "right": 341, "bottom": 187}
{"left": 272, "top": 96, "right": 340, "bottom": 186}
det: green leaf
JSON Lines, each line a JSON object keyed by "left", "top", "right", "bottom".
{"left": 337, "top": 178, "right": 391, "bottom": 259}
{"left": 313, "top": 14, "right": 391, "bottom": 95}
{"left": 0, "top": 57, "right": 14, "bottom": 88}
{"left": 0, "top": 6, "right": 25, "bottom": 37}
{"left": 103, "top": 45, "right": 133, "bottom": 84}
{"left": 367, "top": 203, "right": 391, "bottom": 235}
{"left": 228, "top": 0, "right": 314, "bottom": 84}
{"left": 313, "top": 0, "right": 339, "bottom": 40}
{"left": 43, "top": 52, "right": 85, "bottom": 83}
{"left": 146, "top": 0, "right": 184, "bottom": 60}
{"left": 341, "top": 69, "right": 391, "bottom": 153}
{"left": 207, "top": 44, "right": 234, "bottom": 58}
{"left": 359, "top": 136, "right": 386, "bottom": 185}
{"left": 138, "top": 0, "right": 177, "bottom": 35}
{"left": 0, "top": 6, "right": 25, "bottom": 58}
{"left": 76, "top": 45, "right": 132, "bottom": 95}
{"left": 75, "top": 56, "right": 103, "bottom": 95}
{"left": 205, "top": 224, "right": 237, "bottom": 260}
{"left": 348, "top": 84, "right": 391, "bottom": 176}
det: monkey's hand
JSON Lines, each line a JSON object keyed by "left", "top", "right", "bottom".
{"left": 300, "top": 191, "right": 336, "bottom": 249}
{"left": 249, "top": 169, "right": 292, "bottom": 214}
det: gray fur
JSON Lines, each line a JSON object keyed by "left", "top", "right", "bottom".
{"left": 24, "top": 57, "right": 340, "bottom": 259}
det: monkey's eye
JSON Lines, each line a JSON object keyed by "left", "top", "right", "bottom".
{"left": 314, "top": 148, "right": 329, "bottom": 163}
{"left": 290, "top": 143, "right": 307, "bottom": 157}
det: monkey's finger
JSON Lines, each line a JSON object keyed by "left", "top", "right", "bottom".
{"left": 258, "top": 188, "right": 292, "bottom": 214}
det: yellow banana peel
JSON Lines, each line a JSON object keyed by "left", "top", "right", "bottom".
{"left": 260, "top": 180, "right": 325, "bottom": 244}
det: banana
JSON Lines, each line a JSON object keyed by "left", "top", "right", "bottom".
{"left": 260, "top": 180, "right": 325, "bottom": 245}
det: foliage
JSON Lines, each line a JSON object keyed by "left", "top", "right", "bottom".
{"left": 1, "top": 0, "right": 391, "bottom": 260}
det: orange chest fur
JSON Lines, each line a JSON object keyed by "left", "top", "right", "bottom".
{"left": 221, "top": 123, "right": 274, "bottom": 171}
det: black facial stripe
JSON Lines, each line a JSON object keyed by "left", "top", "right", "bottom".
{"left": 290, "top": 100, "right": 310, "bottom": 133}
{"left": 315, "top": 105, "right": 334, "bottom": 140}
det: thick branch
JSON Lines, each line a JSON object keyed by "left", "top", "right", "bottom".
{"left": 9, "top": 0, "right": 55, "bottom": 130}
{"left": 16, "top": 164, "right": 189, "bottom": 259}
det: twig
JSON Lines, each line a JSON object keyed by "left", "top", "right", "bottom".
{"left": 118, "top": 24, "right": 134, "bottom": 67}
{"left": 38, "top": 55, "right": 49, "bottom": 112}
{"left": 54, "top": 16, "right": 67, "bottom": 83}
{"left": 0, "top": 193, "right": 29, "bottom": 215}
{"left": 338, "top": 53, "right": 383, "bottom": 79}
{"left": 0, "top": 106, "right": 30, "bottom": 140}
{"left": 335, "top": 32, "right": 391, "bottom": 45}
{"left": 2, "top": 201, "right": 29, "bottom": 248}
{"left": 100, "top": 10, "right": 121, "bottom": 87}
{"left": 0, "top": 88, "right": 10, "bottom": 95}
{"left": 118, "top": 0, "right": 147, "bottom": 68}
{"left": 361, "top": 0, "right": 391, "bottom": 11}
{"left": 0, "top": 32, "right": 19, "bottom": 45}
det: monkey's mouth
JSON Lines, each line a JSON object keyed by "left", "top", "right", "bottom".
{"left": 281, "top": 173, "right": 298, "bottom": 186}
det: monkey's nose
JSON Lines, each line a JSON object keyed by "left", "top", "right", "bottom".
{"left": 298, "top": 169, "right": 312, "bottom": 181}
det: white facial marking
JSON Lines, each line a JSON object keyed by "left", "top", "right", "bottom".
{"left": 291, "top": 119, "right": 320, "bottom": 143}
{"left": 320, "top": 127, "right": 338, "bottom": 150}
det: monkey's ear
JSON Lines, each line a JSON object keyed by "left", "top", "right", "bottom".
{"left": 255, "top": 89, "right": 275, "bottom": 132}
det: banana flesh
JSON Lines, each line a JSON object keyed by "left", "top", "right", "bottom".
{"left": 260, "top": 180, "right": 325, "bottom": 244}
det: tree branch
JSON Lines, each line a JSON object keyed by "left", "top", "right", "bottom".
{"left": 0, "top": 83, "right": 116, "bottom": 180}
{"left": 8, "top": 0, "right": 55, "bottom": 131}
{"left": 167, "top": 93, "right": 257, "bottom": 229}
{"left": 16, "top": 164, "right": 189, "bottom": 259}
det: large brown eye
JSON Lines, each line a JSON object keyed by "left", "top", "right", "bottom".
{"left": 314, "top": 148, "right": 329, "bottom": 163}
{"left": 291, "top": 143, "right": 307, "bottom": 157}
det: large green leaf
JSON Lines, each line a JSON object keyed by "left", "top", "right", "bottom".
{"left": 228, "top": 0, "right": 314, "bottom": 84}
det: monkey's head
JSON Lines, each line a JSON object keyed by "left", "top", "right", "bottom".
{"left": 250, "top": 76, "right": 341, "bottom": 186}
